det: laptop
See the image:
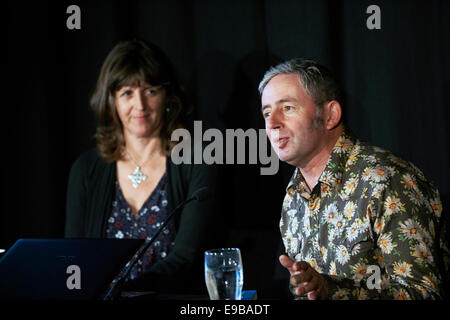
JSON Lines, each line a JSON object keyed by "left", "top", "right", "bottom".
{"left": 0, "top": 238, "right": 144, "bottom": 300}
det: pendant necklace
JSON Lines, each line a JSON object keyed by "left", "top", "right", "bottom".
{"left": 125, "top": 149, "right": 156, "bottom": 189}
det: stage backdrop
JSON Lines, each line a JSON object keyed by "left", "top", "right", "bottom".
{"left": 3, "top": 0, "right": 449, "bottom": 298}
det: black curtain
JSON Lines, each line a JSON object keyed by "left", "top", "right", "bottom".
{"left": 3, "top": 0, "right": 449, "bottom": 298}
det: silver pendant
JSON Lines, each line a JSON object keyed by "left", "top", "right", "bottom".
{"left": 128, "top": 166, "right": 147, "bottom": 188}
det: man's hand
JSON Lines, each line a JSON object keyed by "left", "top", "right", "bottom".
{"left": 279, "top": 254, "right": 328, "bottom": 300}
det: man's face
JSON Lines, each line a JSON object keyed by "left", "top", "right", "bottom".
{"left": 261, "top": 73, "right": 326, "bottom": 168}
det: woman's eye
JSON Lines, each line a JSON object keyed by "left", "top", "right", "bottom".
{"left": 120, "top": 90, "right": 132, "bottom": 97}
{"left": 144, "top": 88, "right": 156, "bottom": 95}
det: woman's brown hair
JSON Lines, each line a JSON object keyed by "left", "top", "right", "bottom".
{"left": 90, "top": 39, "right": 191, "bottom": 162}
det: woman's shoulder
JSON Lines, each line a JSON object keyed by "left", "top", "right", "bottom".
{"left": 72, "top": 148, "right": 101, "bottom": 165}
{"left": 167, "top": 157, "right": 217, "bottom": 175}
{"left": 167, "top": 157, "right": 222, "bottom": 192}
{"left": 70, "top": 148, "right": 110, "bottom": 176}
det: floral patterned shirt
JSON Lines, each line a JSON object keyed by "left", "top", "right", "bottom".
{"left": 281, "top": 131, "right": 446, "bottom": 299}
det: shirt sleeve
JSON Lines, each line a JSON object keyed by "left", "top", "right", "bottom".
{"left": 323, "top": 169, "right": 445, "bottom": 300}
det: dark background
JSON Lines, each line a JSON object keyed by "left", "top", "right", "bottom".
{"left": 3, "top": 0, "right": 449, "bottom": 299}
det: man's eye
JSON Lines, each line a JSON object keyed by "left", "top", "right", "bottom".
{"left": 263, "top": 111, "right": 271, "bottom": 118}
{"left": 284, "top": 105, "right": 294, "bottom": 111}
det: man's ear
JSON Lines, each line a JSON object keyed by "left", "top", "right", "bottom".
{"left": 324, "top": 100, "right": 342, "bottom": 130}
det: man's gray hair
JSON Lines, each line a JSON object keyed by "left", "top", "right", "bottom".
{"left": 258, "top": 58, "right": 344, "bottom": 111}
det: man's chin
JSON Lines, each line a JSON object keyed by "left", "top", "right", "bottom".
{"left": 278, "top": 153, "right": 296, "bottom": 165}
{"left": 277, "top": 153, "right": 302, "bottom": 167}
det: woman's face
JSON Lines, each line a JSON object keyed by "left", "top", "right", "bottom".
{"left": 114, "top": 82, "right": 166, "bottom": 140}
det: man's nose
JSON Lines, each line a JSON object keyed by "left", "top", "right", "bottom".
{"left": 266, "top": 109, "right": 282, "bottom": 130}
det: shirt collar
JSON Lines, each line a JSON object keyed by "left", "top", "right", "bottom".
{"left": 286, "top": 129, "right": 357, "bottom": 193}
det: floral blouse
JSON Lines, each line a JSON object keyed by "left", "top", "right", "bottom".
{"left": 106, "top": 172, "right": 176, "bottom": 282}
{"left": 281, "top": 131, "right": 447, "bottom": 299}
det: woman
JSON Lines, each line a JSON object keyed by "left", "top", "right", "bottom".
{"left": 65, "top": 39, "right": 224, "bottom": 295}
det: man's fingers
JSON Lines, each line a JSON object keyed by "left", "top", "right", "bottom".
{"left": 287, "top": 262, "right": 328, "bottom": 300}
{"left": 279, "top": 255, "right": 295, "bottom": 274}
{"left": 294, "top": 273, "right": 318, "bottom": 295}
{"left": 292, "top": 261, "right": 309, "bottom": 272}
{"left": 290, "top": 269, "right": 313, "bottom": 286}
{"left": 296, "top": 276, "right": 318, "bottom": 293}
{"left": 307, "top": 290, "right": 321, "bottom": 300}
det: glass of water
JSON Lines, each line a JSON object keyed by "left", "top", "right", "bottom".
{"left": 204, "top": 248, "right": 243, "bottom": 300}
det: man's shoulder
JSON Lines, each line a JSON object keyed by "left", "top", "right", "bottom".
{"left": 351, "top": 138, "right": 404, "bottom": 168}
{"left": 350, "top": 138, "right": 434, "bottom": 189}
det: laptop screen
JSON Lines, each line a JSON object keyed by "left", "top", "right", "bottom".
{"left": 0, "top": 238, "right": 144, "bottom": 300}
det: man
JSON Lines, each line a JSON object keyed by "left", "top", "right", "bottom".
{"left": 259, "top": 58, "right": 448, "bottom": 299}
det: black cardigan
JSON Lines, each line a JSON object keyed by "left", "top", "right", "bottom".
{"left": 65, "top": 148, "right": 225, "bottom": 294}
